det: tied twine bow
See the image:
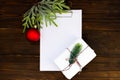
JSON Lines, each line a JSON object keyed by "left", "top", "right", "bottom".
{"left": 62, "top": 43, "right": 89, "bottom": 72}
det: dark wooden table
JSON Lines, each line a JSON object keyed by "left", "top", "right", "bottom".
{"left": 0, "top": 0, "right": 120, "bottom": 80}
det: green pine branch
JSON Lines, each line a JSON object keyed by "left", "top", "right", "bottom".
{"left": 69, "top": 43, "right": 82, "bottom": 64}
{"left": 22, "top": 0, "right": 70, "bottom": 32}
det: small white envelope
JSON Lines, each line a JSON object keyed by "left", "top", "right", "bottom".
{"left": 40, "top": 10, "right": 82, "bottom": 71}
{"left": 54, "top": 39, "right": 96, "bottom": 79}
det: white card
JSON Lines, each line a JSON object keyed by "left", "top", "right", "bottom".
{"left": 40, "top": 10, "right": 82, "bottom": 71}
{"left": 54, "top": 39, "right": 96, "bottom": 79}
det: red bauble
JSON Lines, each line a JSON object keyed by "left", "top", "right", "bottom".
{"left": 26, "top": 28, "right": 40, "bottom": 42}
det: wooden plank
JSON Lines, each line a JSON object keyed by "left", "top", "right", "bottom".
{"left": 1, "top": 69, "right": 120, "bottom": 79}
{"left": 83, "top": 30, "right": 120, "bottom": 56}
{"left": 0, "top": 28, "right": 39, "bottom": 55}
{"left": 0, "top": 0, "right": 120, "bottom": 30}
{"left": 0, "top": 55, "right": 120, "bottom": 72}
{"left": 1, "top": 28, "right": 120, "bottom": 55}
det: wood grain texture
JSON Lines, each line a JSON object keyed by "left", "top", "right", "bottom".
{"left": 0, "top": 0, "right": 120, "bottom": 80}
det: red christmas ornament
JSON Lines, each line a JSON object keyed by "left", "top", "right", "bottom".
{"left": 26, "top": 28, "right": 40, "bottom": 42}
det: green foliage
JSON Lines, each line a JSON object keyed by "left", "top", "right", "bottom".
{"left": 69, "top": 43, "right": 82, "bottom": 64}
{"left": 22, "top": 0, "right": 70, "bottom": 32}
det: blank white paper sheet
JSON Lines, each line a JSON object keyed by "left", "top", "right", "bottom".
{"left": 40, "top": 10, "right": 82, "bottom": 71}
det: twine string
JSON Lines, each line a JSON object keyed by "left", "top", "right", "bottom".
{"left": 62, "top": 46, "right": 89, "bottom": 71}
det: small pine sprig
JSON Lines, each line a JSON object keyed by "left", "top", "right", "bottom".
{"left": 22, "top": 0, "right": 70, "bottom": 32}
{"left": 69, "top": 43, "right": 82, "bottom": 64}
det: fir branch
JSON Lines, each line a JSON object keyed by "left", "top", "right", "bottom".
{"left": 69, "top": 43, "right": 82, "bottom": 64}
{"left": 22, "top": 0, "right": 70, "bottom": 32}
